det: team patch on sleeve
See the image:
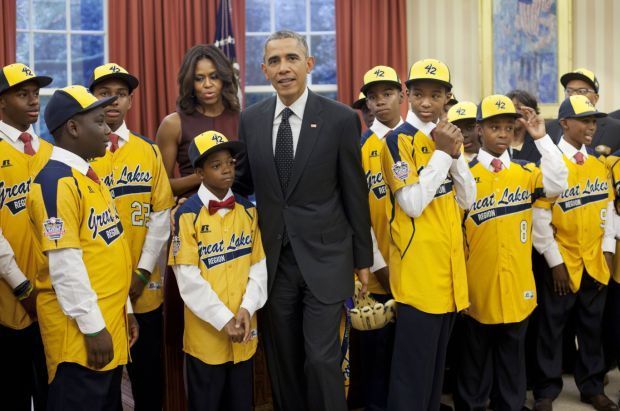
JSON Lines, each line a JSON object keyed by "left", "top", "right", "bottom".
{"left": 43, "top": 217, "right": 65, "bottom": 240}
{"left": 392, "top": 161, "right": 410, "bottom": 181}
{"left": 172, "top": 235, "right": 181, "bottom": 257}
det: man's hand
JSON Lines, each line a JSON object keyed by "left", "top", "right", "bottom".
{"left": 518, "top": 106, "right": 547, "bottom": 140}
{"left": 355, "top": 267, "right": 370, "bottom": 298}
{"left": 129, "top": 269, "right": 150, "bottom": 302}
{"left": 235, "top": 308, "right": 252, "bottom": 343}
{"left": 551, "top": 263, "right": 571, "bottom": 296}
{"left": 432, "top": 120, "right": 463, "bottom": 158}
{"left": 19, "top": 288, "right": 38, "bottom": 321}
{"left": 128, "top": 314, "right": 139, "bottom": 348}
{"left": 85, "top": 327, "right": 114, "bottom": 369}
{"left": 605, "top": 252, "right": 614, "bottom": 275}
{"left": 223, "top": 317, "right": 245, "bottom": 343}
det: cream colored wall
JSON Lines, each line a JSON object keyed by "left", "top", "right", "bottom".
{"left": 406, "top": 0, "right": 620, "bottom": 113}
{"left": 572, "top": 0, "right": 620, "bottom": 113}
{"left": 406, "top": 0, "right": 481, "bottom": 104}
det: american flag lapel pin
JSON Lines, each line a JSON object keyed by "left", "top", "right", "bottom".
{"left": 310, "top": 123, "right": 317, "bottom": 128}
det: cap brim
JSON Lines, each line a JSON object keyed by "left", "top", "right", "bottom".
{"left": 560, "top": 73, "right": 598, "bottom": 92}
{"left": 405, "top": 78, "right": 453, "bottom": 90}
{"left": 0, "top": 75, "right": 53, "bottom": 94}
{"left": 562, "top": 111, "right": 607, "bottom": 120}
{"left": 192, "top": 141, "right": 245, "bottom": 168}
{"left": 360, "top": 80, "right": 402, "bottom": 95}
{"left": 89, "top": 72, "right": 139, "bottom": 92}
{"left": 351, "top": 99, "right": 366, "bottom": 109}
{"left": 477, "top": 112, "right": 523, "bottom": 122}
{"left": 82, "top": 95, "right": 118, "bottom": 114}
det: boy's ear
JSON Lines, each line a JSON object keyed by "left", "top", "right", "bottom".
{"left": 559, "top": 119, "right": 568, "bottom": 131}
{"left": 195, "top": 167, "right": 204, "bottom": 179}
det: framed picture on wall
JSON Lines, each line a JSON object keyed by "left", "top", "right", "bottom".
{"left": 480, "top": 0, "right": 572, "bottom": 118}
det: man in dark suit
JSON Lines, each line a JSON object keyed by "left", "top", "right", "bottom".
{"left": 609, "top": 110, "right": 620, "bottom": 121}
{"left": 235, "top": 30, "right": 373, "bottom": 411}
{"left": 545, "top": 68, "right": 620, "bottom": 154}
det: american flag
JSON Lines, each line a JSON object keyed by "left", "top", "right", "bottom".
{"left": 214, "top": 0, "right": 237, "bottom": 63}
{"left": 214, "top": 0, "right": 242, "bottom": 105}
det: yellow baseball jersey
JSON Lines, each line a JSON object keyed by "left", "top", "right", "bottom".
{"left": 464, "top": 159, "right": 545, "bottom": 324}
{"left": 90, "top": 131, "right": 174, "bottom": 313}
{"left": 538, "top": 153, "right": 613, "bottom": 292}
{"left": 169, "top": 193, "right": 265, "bottom": 365}
{"left": 361, "top": 129, "right": 389, "bottom": 294}
{"left": 0, "top": 139, "right": 52, "bottom": 330}
{"left": 381, "top": 122, "right": 468, "bottom": 314}
{"left": 606, "top": 154, "right": 620, "bottom": 284}
{"left": 27, "top": 159, "right": 132, "bottom": 382}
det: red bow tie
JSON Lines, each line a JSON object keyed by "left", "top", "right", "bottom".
{"left": 208, "top": 196, "right": 235, "bottom": 215}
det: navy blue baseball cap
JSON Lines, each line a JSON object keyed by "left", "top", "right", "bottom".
{"left": 188, "top": 130, "right": 245, "bottom": 168}
{"left": 44, "top": 85, "right": 117, "bottom": 134}
{"left": 558, "top": 95, "right": 606, "bottom": 120}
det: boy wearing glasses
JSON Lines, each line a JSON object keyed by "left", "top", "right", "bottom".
{"left": 546, "top": 68, "right": 620, "bottom": 153}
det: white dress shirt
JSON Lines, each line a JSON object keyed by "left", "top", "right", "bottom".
{"left": 0, "top": 228, "right": 28, "bottom": 289}
{"left": 46, "top": 146, "right": 132, "bottom": 335}
{"left": 476, "top": 135, "right": 568, "bottom": 198}
{"left": 0, "top": 120, "right": 41, "bottom": 152}
{"left": 370, "top": 117, "right": 404, "bottom": 139}
{"left": 272, "top": 88, "right": 309, "bottom": 156}
{"left": 532, "top": 137, "right": 616, "bottom": 268}
{"left": 172, "top": 184, "right": 268, "bottom": 331}
{"left": 108, "top": 122, "right": 171, "bottom": 274}
{"left": 395, "top": 111, "right": 477, "bottom": 218}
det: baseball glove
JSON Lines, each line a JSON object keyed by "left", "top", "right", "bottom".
{"left": 348, "top": 281, "right": 396, "bottom": 331}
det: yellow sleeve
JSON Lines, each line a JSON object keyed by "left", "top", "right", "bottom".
{"left": 169, "top": 212, "right": 199, "bottom": 266}
{"left": 380, "top": 132, "right": 419, "bottom": 194}
{"left": 29, "top": 177, "right": 82, "bottom": 252}
{"left": 250, "top": 208, "right": 266, "bottom": 265}
{"left": 150, "top": 145, "right": 175, "bottom": 212}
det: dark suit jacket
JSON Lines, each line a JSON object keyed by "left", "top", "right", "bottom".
{"left": 511, "top": 133, "right": 541, "bottom": 164}
{"left": 235, "top": 90, "right": 373, "bottom": 303}
{"left": 546, "top": 116, "right": 620, "bottom": 153}
{"left": 609, "top": 110, "right": 620, "bottom": 120}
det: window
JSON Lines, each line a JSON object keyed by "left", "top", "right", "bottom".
{"left": 245, "top": 0, "right": 336, "bottom": 107}
{"left": 16, "top": 0, "right": 107, "bottom": 140}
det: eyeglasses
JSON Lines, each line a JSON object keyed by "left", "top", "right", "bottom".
{"left": 565, "top": 87, "right": 596, "bottom": 96}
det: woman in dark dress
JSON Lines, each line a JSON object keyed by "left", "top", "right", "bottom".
{"left": 507, "top": 89, "right": 542, "bottom": 163}
{"left": 156, "top": 44, "right": 240, "bottom": 410}
{"left": 157, "top": 44, "right": 240, "bottom": 197}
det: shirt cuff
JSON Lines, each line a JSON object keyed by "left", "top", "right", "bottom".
{"left": 126, "top": 296, "right": 134, "bottom": 314}
{"left": 210, "top": 305, "right": 235, "bottom": 332}
{"left": 75, "top": 307, "right": 106, "bottom": 335}
{"left": 534, "top": 134, "right": 555, "bottom": 152}
{"left": 603, "top": 237, "right": 616, "bottom": 254}
{"left": 543, "top": 243, "right": 564, "bottom": 268}
{"left": 137, "top": 251, "right": 159, "bottom": 275}
{"left": 3, "top": 268, "right": 29, "bottom": 290}
{"left": 429, "top": 149, "right": 454, "bottom": 172}
{"left": 240, "top": 300, "right": 257, "bottom": 319}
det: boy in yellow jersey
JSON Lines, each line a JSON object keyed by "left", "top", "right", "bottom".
{"left": 447, "top": 101, "right": 480, "bottom": 162}
{"left": 169, "top": 130, "right": 267, "bottom": 410}
{"left": 0, "top": 63, "right": 52, "bottom": 411}
{"left": 27, "top": 85, "right": 136, "bottom": 411}
{"left": 532, "top": 95, "right": 617, "bottom": 411}
{"left": 455, "top": 95, "right": 567, "bottom": 411}
{"left": 88, "top": 63, "right": 174, "bottom": 410}
{"left": 352, "top": 92, "right": 375, "bottom": 129}
{"left": 381, "top": 58, "right": 476, "bottom": 411}
{"left": 354, "top": 65, "right": 403, "bottom": 410}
